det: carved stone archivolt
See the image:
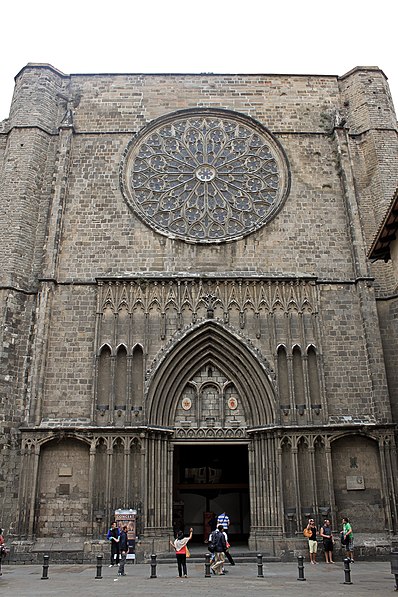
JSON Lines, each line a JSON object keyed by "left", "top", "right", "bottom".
{"left": 120, "top": 109, "right": 290, "bottom": 243}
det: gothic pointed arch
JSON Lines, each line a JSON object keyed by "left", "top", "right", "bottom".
{"left": 146, "top": 320, "right": 276, "bottom": 427}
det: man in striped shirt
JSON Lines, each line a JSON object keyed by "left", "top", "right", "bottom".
{"left": 217, "top": 512, "right": 230, "bottom": 531}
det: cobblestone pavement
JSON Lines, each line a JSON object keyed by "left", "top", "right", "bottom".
{"left": 0, "top": 561, "right": 396, "bottom": 596}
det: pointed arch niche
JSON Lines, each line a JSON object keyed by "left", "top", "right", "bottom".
{"left": 95, "top": 342, "right": 144, "bottom": 425}
{"left": 146, "top": 320, "right": 276, "bottom": 429}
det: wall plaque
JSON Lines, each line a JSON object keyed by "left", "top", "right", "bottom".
{"left": 346, "top": 475, "right": 365, "bottom": 490}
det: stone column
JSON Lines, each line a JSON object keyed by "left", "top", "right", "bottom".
{"left": 124, "top": 439, "right": 130, "bottom": 507}
{"left": 106, "top": 440, "right": 113, "bottom": 519}
{"left": 292, "top": 442, "right": 302, "bottom": 528}
{"left": 126, "top": 355, "right": 133, "bottom": 425}
{"left": 325, "top": 439, "right": 337, "bottom": 530}
{"left": 140, "top": 433, "right": 147, "bottom": 531}
{"left": 110, "top": 355, "right": 116, "bottom": 423}
{"left": 248, "top": 440, "right": 257, "bottom": 539}
{"left": 167, "top": 442, "right": 174, "bottom": 537}
{"left": 378, "top": 435, "right": 393, "bottom": 532}
{"left": 308, "top": 444, "right": 318, "bottom": 516}
{"left": 142, "top": 432, "right": 172, "bottom": 555}
{"left": 28, "top": 442, "right": 41, "bottom": 539}
{"left": 287, "top": 355, "right": 296, "bottom": 424}
{"left": 276, "top": 442, "right": 286, "bottom": 535}
{"left": 302, "top": 355, "right": 312, "bottom": 423}
{"left": 88, "top": 441, "right": 96, "bottom": 536}
{"left": 17, "top": 437, "right": 33, "bottom": 538}
{"left": 248, "top": 432, "right": 283, "bottom": 552}
{"left": 387, "top": 438, "right": 398, "bottom": 533}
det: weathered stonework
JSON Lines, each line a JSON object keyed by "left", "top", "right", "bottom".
{"left": 0, "top": 63, "right": 397, "bottom": 561}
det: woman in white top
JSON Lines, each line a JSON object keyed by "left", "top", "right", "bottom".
{"left": 170, "top": 528, "right": 193, "bottom": 578}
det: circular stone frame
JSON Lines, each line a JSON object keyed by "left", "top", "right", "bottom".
{"left": 120, "top": 108, "right": 290, "bottom": 244}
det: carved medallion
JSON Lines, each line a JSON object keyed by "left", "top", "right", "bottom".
{"left": 228, "top": 396, "right": 238, "bottom": 410}
{"left": 182, "top": 397, "right": 192, "bottom": 411}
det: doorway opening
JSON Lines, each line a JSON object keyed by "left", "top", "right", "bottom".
{"left": 173, "top": 443, "right": 250, "bottom": 544}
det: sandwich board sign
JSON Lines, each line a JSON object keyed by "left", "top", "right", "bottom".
{"left": 115, "top": 508, "right": 137, "bottom": 560}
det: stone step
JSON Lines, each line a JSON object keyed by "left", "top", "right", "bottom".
{"left": 153, "top": 552, "right": 280, "bottom": 564}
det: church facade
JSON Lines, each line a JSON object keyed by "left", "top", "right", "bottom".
{"left": 0, "top": 63, "right": 397, "bottom": 558}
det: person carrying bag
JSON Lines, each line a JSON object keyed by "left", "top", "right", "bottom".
{"left": 170, "top": 528, "right": 193, "bottom": 578}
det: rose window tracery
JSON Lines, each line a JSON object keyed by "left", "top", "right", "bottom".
{"left": 121, "top": 109, "right": 290, "bottom": 243}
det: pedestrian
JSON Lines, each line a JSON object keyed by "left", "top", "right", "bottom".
{"left": 320, "top": 519, "right": 334, "bottom": 563}
{"left": 204, "top": 512, "right": 217, "bottom": 543}
{"left": 117, "top": 525, "right": 128, "bottom": 576}
{"left": 209, "top": 512, "right": 217, "bottom": 532}
{"left": 342, "top": 517, "right": 354, "bottom": 563}
{"left": 106, "top": 521, "right": 120, "bottom": 567}
{"left": 210, "top": 524, "right": 227, "bottom": 575}
{"left": 208, "top": 530, "right": 216, "bottom": 565}
{"left": 304, "top": 518, "right": 318, "bottom": 564}
{"left": 0, "top": 528, "right": 6, "bottom": 576}
{"left": 217, "top": 511, "right": 230, "bottom": 531}
{"left": 170, "top": 528, "right": 193, "bottom": 578}
{"left": 222, "top": 529, "right": 235, "bottom": 566}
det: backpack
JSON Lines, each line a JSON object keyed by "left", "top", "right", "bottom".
{"left": 208, "top": 531, "right": 218, "bottom": 553}
{"left": 207, "top": 533, "right": 215, "bottom": 553}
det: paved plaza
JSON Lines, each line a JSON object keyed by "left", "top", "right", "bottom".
{"left": 0, "top": 560, "right": 396, "bottom": 596}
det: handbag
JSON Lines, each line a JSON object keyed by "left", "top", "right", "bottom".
{"left": 303, "top": 528, "right": 312, "bottom": 538}
{"left": 0, "top": 545, "right": 8, "bottom": 557}
{"left": 341, "top": 532, "right": 348, "bottom": 545}
{"left": 186, "top": 546, "right": 190, "bottom": 558}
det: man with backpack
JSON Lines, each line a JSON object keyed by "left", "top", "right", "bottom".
{"left": 210, "top": 524, "right": 227, "bottom": 575}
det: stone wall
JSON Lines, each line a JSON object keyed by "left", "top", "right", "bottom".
{"left": 377, "top": 297, "right": 398, "bottom": 422}
{"left": 0, "top": 63, "right": 397, "bottom": 543}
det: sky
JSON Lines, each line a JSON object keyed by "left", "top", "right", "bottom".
{"left": 0, "top": 0, "right": 397, "bottom": 120}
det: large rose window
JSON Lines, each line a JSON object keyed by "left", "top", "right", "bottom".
{"left": 121, "top": 109, "right": 290, "bottom": 243}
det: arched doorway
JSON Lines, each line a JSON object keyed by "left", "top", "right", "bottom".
{"left": 144, "top": 320, "right": 280, "bottom": 548}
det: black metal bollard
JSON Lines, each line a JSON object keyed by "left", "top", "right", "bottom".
{"left": 150, "top": 553, "right": 157, "bottom": 578}
{"left": 41, "top": 554, "right": 50, "bottom": 580}
{"left": 343, "top": 557, "right": 353, "bottom": 585}
{"left": 0, "top": 553, "right": 2, "bottom": 576}
{"left": 297, "top": 555, "right": 306, "bottom": 581}
{"left": 257, "top": 553, "right": 264, "bottom": 578}
{"left": 205, "top": 553, "right": 211, "bottom": 577}
{"left": 391, "top": 549, "right": 398, "bottom": 591}
{"left": 95, "top": 554, "right": 103, "bottom": 579}
{"left": 394, "top": 574, "right": 398, "bottom": 593}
